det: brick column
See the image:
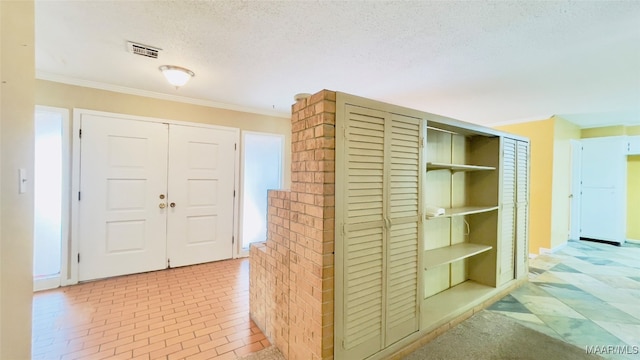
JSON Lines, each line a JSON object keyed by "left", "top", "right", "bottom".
{"left": 250, "top": 90, "right": 336, "bottom": 360}
{"left": 288, "top": 90, "right": 335, "bottom": 360}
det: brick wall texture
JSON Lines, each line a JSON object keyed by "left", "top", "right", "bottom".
{"left": 250, "top": 90, "right": 336, "bottom": 360}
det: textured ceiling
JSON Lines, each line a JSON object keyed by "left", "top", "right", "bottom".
{"left": 35, "top": 1, "right": 640, "bottom": 127}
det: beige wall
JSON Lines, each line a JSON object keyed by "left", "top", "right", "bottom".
{"left": 36, "top": 80, "right": 292, "bottom": 188}
{"left": 550, "top": 117, "right": 581, "bottom": 249}
{"left": 1, "top": 1, "right": 35, "bottom": 358}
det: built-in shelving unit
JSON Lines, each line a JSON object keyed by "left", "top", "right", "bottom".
{"left": 425, "top": 205, "right": 499, "bottom": 219}
{"left": 335, "top": 91, "right": 530, "bottom": 360}
{"left": 422, "top": 124, "right": 502, "bottom": 325}
{"left": 424, "top": 243, "right": 493, "bottom": 269}
{"left": 426, "top": 162, "right": 496, "bottom": 172}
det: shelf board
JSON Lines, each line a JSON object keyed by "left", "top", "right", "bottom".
{"left": 424, "top": 243, "right": 493, "bottom": 269}
{"left": 426, "top": 162, "right": 496, "bottom": 172}
{"left": 421, "top": 280, "right": 497, "bottom": 330}
{"left": 426, "top": 205, "right": 498, "bottom": 219}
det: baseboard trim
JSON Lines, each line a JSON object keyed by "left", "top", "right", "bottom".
{"left": 538, "top": 242, "right": 568, "bottom": 255}
{"left": 34, "top": 275, "right": 61, "bottom": 292}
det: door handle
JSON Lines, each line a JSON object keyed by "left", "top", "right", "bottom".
{"left": 159, "top": 203, "right": 166, "bottom": 209}
{"left": 170, "top": 202, "right": 176, "bottom": 208}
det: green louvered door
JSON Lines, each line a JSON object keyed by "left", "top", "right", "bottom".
{"left": 499, "top": 138, "right": 516, "bottom": 285}
{"left": 385, "top": 114, "right": 421, "bottom": 345}
{"left": 336, "top": 104, "right": 422, "bottom": 360}
{"left": 340, "top": 106, "right": 386, "bottom": 359}
{"left": 499, "top": 138, "right": 530, "bottom": 284}
{"left": 515, "top": 140, "right": 530, "bottom": 278}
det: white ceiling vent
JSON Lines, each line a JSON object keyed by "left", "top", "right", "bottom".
{"left": 127, "top": 41, "right": 161, "bottom": 59}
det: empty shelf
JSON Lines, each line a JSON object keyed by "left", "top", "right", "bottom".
{"left": 427, "top": 162, "right": 496, "bottom": 172}
{"left": 425, "top": 205, "right": 499, "bottom": 219}
{"left": 424, "top": 243, "right": 493, "bottom": 269}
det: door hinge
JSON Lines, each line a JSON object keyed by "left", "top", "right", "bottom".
{"left": 233, "top": 190, "right": 236, "bottom": 197}
{"left": 77, "top": 253, "right": 80, "bottom": 263}
{"left": 232, "top": 236, "right": 235, "bottom": 244}
{"left": 78, "top": 191, "right": 81, "bottom": 201}
{"left": 79, "top": 129, "right": 82, "bottom": 138}
{"left": 167, "top": 258, "right": 171, "bottom": 269}
{"left": 420, "top": 136, "right": 425, "bottom": 148}
{"left": 235, "top": 143, "right": 237, "bottom": 150}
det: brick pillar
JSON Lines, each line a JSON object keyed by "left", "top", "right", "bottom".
{"left": 288, "top": 90, "right": 335, "bottom": 360}
{"left": 250, "top": 89, "right": 336, "bottom": 360}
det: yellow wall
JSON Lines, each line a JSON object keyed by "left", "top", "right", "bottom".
{"left": 1, "top": 1, "right": 35, "bottom": 358}
{"left": 581, "top": 125, "right": 626, "bottom": 138}
{"left": 496, "top": 118, "right": 555, "bottom": 254}
{"left": 627, "top": 156, "right": 640, "bottom": 240}
{"left": 627, "top": 125, "right": 640, "bottom": 136}
{"left": 581, "top": 125, "right": 640, "bottom": 138}
{"left": 36, "top": 80, "right": 292, "bottom": 189}
{"left": 550, "top": 117, "right": 581, "bottom": 248}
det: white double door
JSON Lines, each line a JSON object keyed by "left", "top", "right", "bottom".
{"left": 78, "top": 114, "right": 237, "bottom": 281}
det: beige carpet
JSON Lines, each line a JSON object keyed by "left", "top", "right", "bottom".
{"left": 402, "top": 311, "right": 602, "bottom": 360}
{"left": 239, "top": 311, "right": 602, "bottom": 359}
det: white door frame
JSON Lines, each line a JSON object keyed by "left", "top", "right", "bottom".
{"left": 237, "top": 130, "right": 285, "bottom": 257}
{"left": 34, "top": 105, "right": 71, "bottom": 291}
{"left": 69, "top": 109, "right": 240, "bottom": 285}
{"left": 569, "top": 139, "right": 581, "bottom": 240}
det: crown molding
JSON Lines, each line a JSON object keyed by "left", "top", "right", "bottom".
{"left": 36, "top": 71, "right": 291, "bottom": 119}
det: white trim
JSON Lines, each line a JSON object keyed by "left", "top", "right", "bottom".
{"left": 626, "top": 238, "right": 640, "bottom": 245}
{"left": 34, "top": 276, "right": 61, "bottom": 292}
{"left": 538, "top": 242, "right": 568, "bottom": 255}
{"left": 37, "top": 71, "right": 290, "bottom": 119}
{"left": 69, "top": 110, "right": 82, "bottom": 285}
{"left": 237, "top": 131, "right": 285, "bottom": 258}
{"left": 70, "top": 108, "right": 241, "bottom": 284}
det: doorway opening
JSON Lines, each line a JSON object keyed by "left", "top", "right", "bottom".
{"left": 33, "top": 106, "right": 69, "bottom": 291}
{"left": 240, "top": 131, "right": 284, "bottom": 254}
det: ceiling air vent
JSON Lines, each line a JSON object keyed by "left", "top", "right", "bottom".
{"left": 127, "top": 41, "right": 161, "bottom": 59}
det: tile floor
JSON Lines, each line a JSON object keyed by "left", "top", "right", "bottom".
{"left": 488, "top": 239, "right": 640, "bottom": 360}
{"left": 33, "top": 239, "right": 640, "bottom": 360}
{"left": 32, "top": 258, "right": 269, "bottom": 360}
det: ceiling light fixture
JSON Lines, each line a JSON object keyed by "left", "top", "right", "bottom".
{"left": 159, "top": 65, "right": 195, "bottom": 88}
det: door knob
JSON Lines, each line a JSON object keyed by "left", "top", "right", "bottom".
{"left": 170, "top": 202, "right": 176, "bottom": 208}
{"left": 159, "top": 194, "right": 165, "bottom": 199}
{"left": 159, "top": 203, "right": 166, "bottom": 209}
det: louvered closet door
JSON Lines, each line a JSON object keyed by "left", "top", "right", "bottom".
{"left": 341, "top": 106, "right": 387, "bottom": 359}
{"left": 499, "top": 138, "right": 516, "bottom": 285}
{"left": 515, "top": 141, "right": 530, "bottom": 277}
{"left": 386, "top": 114, "right": 421, "bottom": 345}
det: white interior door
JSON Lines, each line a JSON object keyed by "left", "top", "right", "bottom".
{"left": 166, "top": 124, "right": 237, "bottom": 267}
{"left": 78, "top": 115, "right": 168, "bottom": 281}
{"left": 580, "top": 137, "right": 626, "bottom": 244}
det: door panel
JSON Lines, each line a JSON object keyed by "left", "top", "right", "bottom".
{"left": 580, "top": 137, "right": 626, "bottom": 244}
{"left": 79, "top": 115, "right": 168, "bottom": 281}
{"left": 166, "top": 125, "right": 236, "bottom": 267}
